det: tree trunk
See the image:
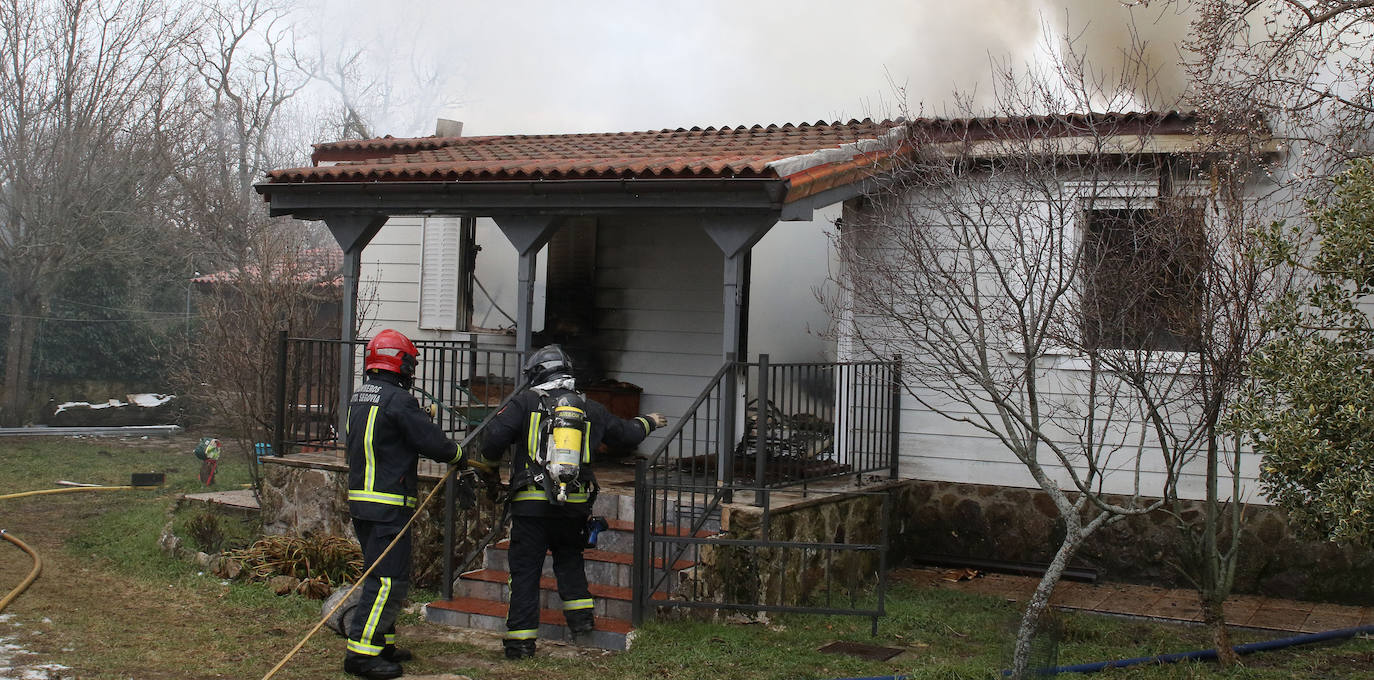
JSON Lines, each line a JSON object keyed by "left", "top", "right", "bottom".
{"left": 1, "top": 292, "right": 41, "bottom": 426}
{"left": 1203, "top": 594, "right": 1237, "bottom": 666}
{"left": 1010, "top": 534, "right": 1080, "bottom": 679}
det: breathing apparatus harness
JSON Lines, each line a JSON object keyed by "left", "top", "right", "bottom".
{"left": 502, "top": 376, "right": 596, "bottom": 506}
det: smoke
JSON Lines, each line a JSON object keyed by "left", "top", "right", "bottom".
{"left": 1040, "top": 0, "right": 1196, "bottom": 107}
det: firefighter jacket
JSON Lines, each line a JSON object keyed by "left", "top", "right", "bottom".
{"left": 479, "top": 387, "right": 659, "bottom": 518}
{"left": 345, "top": 371, "right": 462, "bottom": 521}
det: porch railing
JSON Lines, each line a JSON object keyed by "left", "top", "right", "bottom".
{"left": 271, "top": 333, "right": 522, "bottom": 454}
{"left": 632, "top": 354, "right": 902, "bottom": 629}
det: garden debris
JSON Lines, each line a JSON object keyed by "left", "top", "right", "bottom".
{"left": 270, "top": 575, "right": 300, "bottom": 595}
{"left": 942, "top": 567, "right": 984, "bottom": 582}
{"left": 222, "top": 534, "right": 362, "bottom": 592}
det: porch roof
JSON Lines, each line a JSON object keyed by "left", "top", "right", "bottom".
{"left": 255, "top": 111, "right": 1230, "bottom": 221}
{"left": 271, "top": 119, "right": 902, "bottom": 187}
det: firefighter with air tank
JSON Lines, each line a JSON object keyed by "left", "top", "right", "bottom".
{"left": 473, "top": 344, "right": 667, "bottom": 659}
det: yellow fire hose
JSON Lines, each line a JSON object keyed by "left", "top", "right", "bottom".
{"left": 0, "top": 485, "right": 137, "bottom": 501}
{"left": 257, "top": 465, "right": 456, "bottom": 680}
{"left": 0, "top": 484, "right": 160, "bottom": 612}
{"left": 0, "top": 529, "right": 42, "bottom": 614}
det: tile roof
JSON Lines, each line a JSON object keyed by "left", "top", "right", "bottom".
{"left": 263, "top": 112, "right": 1203, "bottom": 205}
{"left": 269, "top": 119, "right": 903, "bottom": 188}
{"left": 192, "top": 248, "right": 343, "bottom": 289}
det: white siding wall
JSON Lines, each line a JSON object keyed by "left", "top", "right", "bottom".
{"left": 840, "top": 183, "right": 1266, "bottom": 504}
{"left": 360, "top": 216, "right": 540, "bottom": 344}
{"left": 359, "top": 216, "right": 423, "bottom": 338}
{"left": 593, "top": 216, "right": 724, "bottom": 426}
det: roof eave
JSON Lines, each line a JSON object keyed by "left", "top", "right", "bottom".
{"left": 254, "top": 176, "right": 789, "bottom": 220}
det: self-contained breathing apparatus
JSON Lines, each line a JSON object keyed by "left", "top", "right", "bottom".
{"left": 530, "top": 390, "right": 592, "bottom": 504}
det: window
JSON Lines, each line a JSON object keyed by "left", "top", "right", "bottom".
{"left": 1081, "top": 201, "right": 1205, "bottom": 351}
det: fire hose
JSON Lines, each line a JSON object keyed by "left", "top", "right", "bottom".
{"left": 260, "top": 378, "right": 528, "bottom": 680}
{"left": 0, "top": 529, "right": 41, "bottom": 614}
{"left": 0, "top": 482, "right": 163, "bottom": 613}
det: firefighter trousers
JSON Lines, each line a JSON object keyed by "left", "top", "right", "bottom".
{"left": 347, "top": 514, "right": 412, "bottom": 657}
{"left": 504, "top": 514, "right": 594, "bottom": 650}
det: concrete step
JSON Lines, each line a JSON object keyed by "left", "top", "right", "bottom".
{"left": 484, "top": 539, "right": 694, "bottom": 589}
{"left": 424, "top": 596, "right": 633, "bottom": 651}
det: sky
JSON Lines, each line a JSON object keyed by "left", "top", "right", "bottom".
{"left": 306, "top": 0, "right": 1195, "bottom": 138}
{"left": 302, "top": 0, "right": 1196, "bottom": 361}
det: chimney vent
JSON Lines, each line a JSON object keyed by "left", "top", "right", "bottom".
{"left": 436, "top": 119, "right": 464, "bottom": 137}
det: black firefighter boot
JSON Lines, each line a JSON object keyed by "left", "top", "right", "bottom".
{"left": 381, "top": 645, "right": 413, "bottom": 662}
{"left": 343, "top": 652, "right": 403, "bottom": 680}
{"left": 568, "top": 609, "right": 596, "bottom": 647}
{"left": 503, "top": 639, "right": 536, "bottom": 659}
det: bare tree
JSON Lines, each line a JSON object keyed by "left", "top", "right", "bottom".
{"left": 831, "top": 42, "right": 1201, "bottom": 676}
{"left": 1182, "top": 0, "right": 1374, "bottom": 174}
{"left": 0, "top": 0, "right": 197, "bottom": 424}
{"left": 170, "top": 0, "right": 336, "bottom": 490}
{"left": 1090, "top": 108, "right": 1296, "bottom": 664}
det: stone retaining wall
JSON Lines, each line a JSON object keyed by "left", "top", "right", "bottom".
{"left": 257, "top": 457, "right": 1374, "bottom": 606}
{"left": 897, "top": 480, "right": 1374, "bottom": 606}
{"left": 258, "top": 457, "right": 504, "bottom": 588}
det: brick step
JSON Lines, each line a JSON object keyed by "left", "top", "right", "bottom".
{"left": 425, "top": 596, "right": 632, "bottom": 651}
{"left": 454, "top": 568, "right": 678, "bottom": 621}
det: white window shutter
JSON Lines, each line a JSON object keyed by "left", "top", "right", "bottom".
{"left": 419, "top": 217, "right": 461, "bottom": 330}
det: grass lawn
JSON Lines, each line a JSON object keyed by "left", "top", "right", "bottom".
{"left": 1, "top": 434, "right": 1372, "bottom": 679}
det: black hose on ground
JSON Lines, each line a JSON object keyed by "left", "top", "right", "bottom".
{"left": 1002, "top": 624, "right": 1374, "bottom": 675}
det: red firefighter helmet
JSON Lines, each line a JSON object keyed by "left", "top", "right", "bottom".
{"left": 364, "top": 329, "right": 419, "bottom": 378}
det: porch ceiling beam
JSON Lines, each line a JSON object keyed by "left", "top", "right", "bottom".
{"left": 255, "top": 178, "right": 787, "bottom": 219}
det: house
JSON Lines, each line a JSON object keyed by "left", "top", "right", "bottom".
{"left": 254, "top": 113, "right": 1374, "bottom": 635}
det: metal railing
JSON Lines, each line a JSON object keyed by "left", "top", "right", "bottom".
{"left": 633, "top": 354, "right": 901, "bottom": 629}
{"left": 271, "top": 333, "right": 522, "bottom": 454}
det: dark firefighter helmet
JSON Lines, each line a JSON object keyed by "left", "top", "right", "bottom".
{"left": 524, "top": 344, "right": 573, "bottom": 384}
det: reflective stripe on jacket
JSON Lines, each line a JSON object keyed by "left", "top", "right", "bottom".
{"left": 345, "top": 371, "right": 461, "bottom": 520}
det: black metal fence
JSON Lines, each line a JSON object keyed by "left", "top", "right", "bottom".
{"left": 271, "top": 333, "right": 523, "bottom": 454}
{"left": 632, "top": 355, "right": 901, "bottom": 629}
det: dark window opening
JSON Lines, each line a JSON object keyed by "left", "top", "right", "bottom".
{"left": 1081, "top": 203, "right": 1205, "bottom": 351}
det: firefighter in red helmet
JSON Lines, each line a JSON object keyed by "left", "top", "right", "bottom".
{"left": 343, "top": 329, "right": 466, "bottom": 679}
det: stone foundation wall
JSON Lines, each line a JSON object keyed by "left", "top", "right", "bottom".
{"left": 258, "top": 458, "right": 504, "bottom": 588}
{"left": 898, "top": 480, "right": 1374, "bottom": 606}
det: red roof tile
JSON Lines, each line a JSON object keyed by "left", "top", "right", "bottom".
{"left": 263, "top": 112, "right": 1203, "bottom": 206}
{"left": 192, "top": 248, "right": 343, "bottom": 289}
{"left": 270, "top": 119, "right": 902, "bottom": 186}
